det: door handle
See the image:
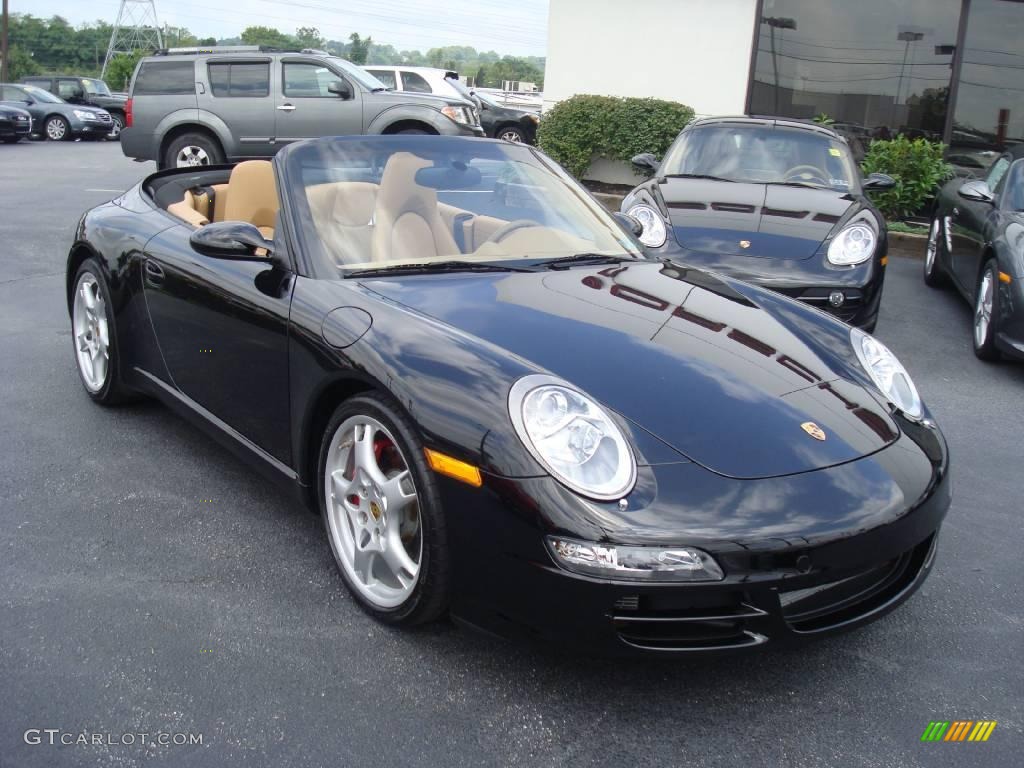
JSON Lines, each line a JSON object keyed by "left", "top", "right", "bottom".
{"left": 277, "top": 104, "right": 296, "bottom": 112}
{"left": 144, "top": 260, "right": 165, "bottom": 284}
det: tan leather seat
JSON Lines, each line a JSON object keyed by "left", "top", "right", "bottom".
{"left": 168, "top": 190, "right": 209, "bottom": 228}
{"left": 371, "top": 153, "right": 459, "bottom": 263}
{"left": 223, "top": 160, "right": 279, "bottom": 239}
{"left": 306, "top": 182, "right": 378, "bottom": 262}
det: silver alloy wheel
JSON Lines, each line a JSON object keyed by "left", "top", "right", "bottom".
{"left": 72, "top": 273, "right": 109, "bottom": 392}
{"left": 499, "top": 129, "right": 523, "bottom": 142}
{"left": 324, "top": 415, "right": 422, "bottom": 608}
{"left": 974, "top": 269, "right": 994, "bottom": 348}
{"left": 175, "top": 145, "right": 210, "bottom": 168}
{"left": 925, "top": 218, "right": 939, "bottom": 274}
{"left": 46, "top": 117, "right": 67, "bottom": 141}
{"left": 108, "top": 115, "right": 123, "bottom": 138}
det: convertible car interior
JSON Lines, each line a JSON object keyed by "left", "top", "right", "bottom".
{"left": 152, "top": 150, "right": 606, "bottom": 268}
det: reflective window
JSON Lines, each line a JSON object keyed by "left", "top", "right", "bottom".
{"left": 401, "top": 71, "right": 432, "bottom": 93}
{"left": 284, "top": 63, "right": 342, "bottom": 97}
{"left": 985, "top": 154, "right": 1011, "bottom": 190}
{"left": 661, "top": 123, "right": 859, "bottom": 191}
{"left": 134, "top": 61, "right": 196, "bottom": 96}
{"left": 208, "top": 62, "right": 270, "bottom": 97}
{"left": 950, "top": 0, "right": 1024, "bottom": 163}
{"left": 366, "top": 69, "right": 397, "bottom": 89}
{"left": 57, "top": 79, "right": 82, "bottom": 99}
{"left": 749, "top": 1, "right": 959, "bottom": 142}
{"left": 1002, "top": 159, "right": 1024, "bottom": 211}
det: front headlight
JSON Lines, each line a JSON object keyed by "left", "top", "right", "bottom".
{"left": 73, "top": 109, "right": 97, "bottom": 121}
{"left": 624, "top": 203, "right": 667, "bottom": 248}
{"left": 547, "top": 537, "right": 724, "bottom": 582}
{"left": 527, "top": 113, "right": 540, "bottom": 124}
{"left": 509, "top": 374, "right": 636, "bottom": 500}
{"left": 441, "top": 105, "right": 474, "bottom": 125}
{"left": 851, "top": 328, "right": 923, "bottom": 419}
{"left": 827, "top": 222, "right": 876, "bottom": 265}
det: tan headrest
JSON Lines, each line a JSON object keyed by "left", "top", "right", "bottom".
{"left": 372, "top": 152, "right": 458, "bottom": 262}
{"left": 223, "top": 160, "right": 278, "bottom": 229}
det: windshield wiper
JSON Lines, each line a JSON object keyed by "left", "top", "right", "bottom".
{"left": 532, "top": 253, "right": 632, "bottom": 270}
{"left": 345, "top": 260, "right": 532, "bottom": 278}
{"left": 764, "top": 180, "right": 822, "bottom": 189}
{"left": 661, "top": 173, "right": 736, "bottom": 182}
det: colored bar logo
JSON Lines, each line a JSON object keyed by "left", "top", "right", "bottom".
{"left": 921, "top": 721, "right": 997, "bottom": 742}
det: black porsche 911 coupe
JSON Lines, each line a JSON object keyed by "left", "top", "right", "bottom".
{"left": 623, "top": 116, "right": 896, "bottom": 332}
{"left": 67, "top": 135, "right": 949, "bottom": 655}
{"left": 924, "top": 143, "right": 1024, "bottom": 361}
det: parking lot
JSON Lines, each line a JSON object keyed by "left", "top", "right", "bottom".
{"left": 0, "top": 140, "right": 1020, "bottom": 767}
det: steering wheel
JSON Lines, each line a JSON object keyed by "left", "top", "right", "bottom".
{"left": 783, "top": 165, "right": 829, "bottom": 185}
{"left": 485, "top": 219, "right": 542, "bottom": 244}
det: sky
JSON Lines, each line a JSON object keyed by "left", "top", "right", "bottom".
{"left": 15, "top": 0, "right": 551, "bottom": 56}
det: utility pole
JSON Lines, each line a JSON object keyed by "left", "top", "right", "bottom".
{"left": 2, "top": 0, "right": 10, "bottom": 84}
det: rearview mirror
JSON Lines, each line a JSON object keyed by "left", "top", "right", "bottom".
{"left": 612, "top": 211, "right": 644, "bottom": 238}
{"left": 958, "top": 179, "right": 994, "bottom": 204}
{"left": 862, "top": 172, "right": 896, "bottom": 191}
{"left": 631, "top": 153, "right": 660, "bottom": 174}
{"left": 328, "top": 80, "right": 353, "bottom": 99}
{"left": 190, "top": 221, "right": 275, "bottom": 260}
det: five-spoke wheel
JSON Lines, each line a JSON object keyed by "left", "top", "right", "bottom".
{"left": 974, "top": 259, "right": 1001, "bottom": 361}
{"left": 73, "top": 273, "right": 110, "bottom": 393}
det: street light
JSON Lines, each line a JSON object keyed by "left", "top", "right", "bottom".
{"left": 762, "top": 16, "right": 797, "bottom": 114}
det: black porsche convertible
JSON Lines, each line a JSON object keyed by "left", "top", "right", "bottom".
{"left": 924, "top": 143, "right": 1024, "bottom": 361}
{"left": 623, "top": 116, "right": 896, "bottom": 332}
{"left": 67, "top": 135, "right": 949, "bottom": 655}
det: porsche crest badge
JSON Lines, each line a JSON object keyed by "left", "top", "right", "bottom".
{"left": 739, "top": 240, "right": 751, "bottom": 249}
{"left": 801, "top": 422, "right": 826, "bottom": 441}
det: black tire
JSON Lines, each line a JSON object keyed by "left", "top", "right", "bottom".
{"left": 45, "top": 115, "right": 71, "bottom": 142}
{"left": 162, "top": 131, "right": 224, "bottom": 170}
{"left": 923, "top": 215, "right": 948, "bottom": 288}
{"left": 496, "top": 125, "right": 527, "bottom": 143}
{"left": 106, "top": 112, "right": 125, "bottom": 141}
{"left": 71, "top": 259, "right": 133, "bottom": 404}
{"left": 973, "top": 259, "right": 1001, "bottom": 361}
{"left": 317, "top": 392, "right": 450, "bottom": 626}
{"left": 396, "top": 127, "right": 430, "bottom": 135}
{"left": 1, "top": 137, "right": 20, "bottom": 144}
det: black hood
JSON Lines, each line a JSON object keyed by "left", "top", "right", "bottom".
{"left": 658, "top": 178, "right": 857, "bottom": 261}
{"left": 361, "top": 262, "right": 899, "bottom": 479}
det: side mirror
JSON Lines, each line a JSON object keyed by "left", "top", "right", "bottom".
{"left": 631, "top": 153, "right": 660, "bottom": 174}
{"left": 862, "top": 172, "right": 896, "bottom": 191}
{"left": 612, "top": 211, "right": 644, "bottom": 238}
{"left": 328, "top": 80, "right": 353, "bottom": 100}
{"left": 190, "top": 221, "right": 275, "bottom": 260}
{"left": 958, "top": 179, "right": 995, "bottom": 204}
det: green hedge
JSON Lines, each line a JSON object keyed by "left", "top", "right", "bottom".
{"left": 860, "top": 136, "right": 954, "bottom": 220}
{"left": 538, "top": 95, "right": 695, "bottom": 179}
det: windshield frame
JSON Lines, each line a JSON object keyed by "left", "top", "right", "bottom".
{"left": 278, "top": 135, "right": 644, "bottom": 281}
{"left": 660, "top": 123, "right": 862, "bottom": 194}
{"left": 324, "top": 56, "right": 389, "bottom": 92}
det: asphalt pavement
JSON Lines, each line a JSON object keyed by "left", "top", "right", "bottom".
{"left": 0, "top": 141, "right": 1020, "bottom": 768}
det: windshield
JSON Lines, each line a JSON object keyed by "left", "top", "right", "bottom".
{"left": 22, "top": 85, "right": 63, "bottom": 104}
{"left": 476, "top": 92, "right": 499, "bottom": 108}
{"left": 82, "top": 78, "right": 112, "bottom": 96}
{"left": 325, "top": 57, "right": 388, "bottom": 91}
{"left": 285, "top": 136, "right": 642, "bottom": 275}
{"left": 661, "top": 124, "right": 860, "bottom": 192}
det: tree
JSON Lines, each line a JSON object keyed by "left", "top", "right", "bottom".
{"left": 474, "top": 66, "right": 487, "bottom": 88}
{"left": 7, "top": 46, "right": 42, "bottom": 81}
{"left": 240, "top": 25, "right": 296, "bottom": 49}
{"left": 347, "top": 32, "right": 372, "bottom": 65}
{"left": 295, "top": 26, "right": 324, "bottom": 50}
{"left": 104, "top": 50, "right": 144, "bottom": 92}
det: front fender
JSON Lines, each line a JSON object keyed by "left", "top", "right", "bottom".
{"left": 365, "top": 104, "right": 458, "bottom": 135}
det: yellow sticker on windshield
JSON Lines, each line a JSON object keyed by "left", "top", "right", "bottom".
{"left": 829, "top": 148, "right": 841, "bottom": 157}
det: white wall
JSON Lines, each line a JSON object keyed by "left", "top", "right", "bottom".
{"left": 544, "top": 0, "right": 758, "bottom": 117}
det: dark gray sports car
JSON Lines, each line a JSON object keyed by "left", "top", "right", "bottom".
{"left": 925, "top": 143, "right": 1024, "bottom": 360}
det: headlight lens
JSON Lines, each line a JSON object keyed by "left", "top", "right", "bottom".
{"left": 441, "top": 105, "right": 474, "bottom": 124}
{"left": 527, "top": 113, "right": 540, "bottom": 124}
{"left": 851, "top": 328, "right": 923, "bottom": 418}
{"left": 827, "top": 222, "right": 876, "bottom": 265}
{"left": 73, "top": 109, "right": 97, "bottom": 121}
{"left": 624, "top": 203, "right": 667, "bottom": 248}
{"left": 509, "top": 374, "right": 636, "bottom": 500}
{"left": 547, "top": 536, "right": 724, "bottom": 581}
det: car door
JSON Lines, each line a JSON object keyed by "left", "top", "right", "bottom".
{"left": 199, "top": 58, "right": 275, "bottom": 158}
{"left": 274, "top": 58, "right": 363, "bottom": 143}
{"left": 140, "top": 225, "right": 294, "bottom": 463}
{"left": 56, "top": 77, "right": 86, "bottom": 105}
{"left": 950, "top": 154, "right": 1009, "bottom": 289}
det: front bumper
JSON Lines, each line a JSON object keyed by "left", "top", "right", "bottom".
{"left": 0, "top": 116, "right": 31, "bottom": 138}
{"left": 442, "top": 418, "right": 949, "bottom": 656}
{"left": 70, "top": 114, "right": 114, "bottom": 136}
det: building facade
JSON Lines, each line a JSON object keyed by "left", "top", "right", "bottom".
{"left": 545, "top": 0, "right": 1024, "bottom": 176}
